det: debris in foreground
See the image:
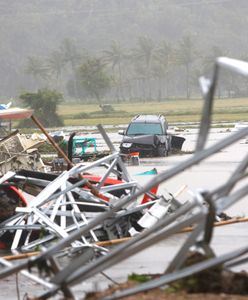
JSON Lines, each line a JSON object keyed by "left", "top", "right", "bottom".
{"left": 85, "top": 250, "right": 248, "bottom": 299}
{"left": 0, "top": 57, "right": 248, "bottom": 300}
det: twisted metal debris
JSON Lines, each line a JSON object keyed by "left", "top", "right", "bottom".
{"left": 0, "top": 57, "right": 248, "bottom": 299}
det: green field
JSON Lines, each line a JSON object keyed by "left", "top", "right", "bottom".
{"left": 58, "top": 98, "right": 248, "bottom": 127}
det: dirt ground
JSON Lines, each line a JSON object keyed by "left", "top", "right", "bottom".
{"left": 85, "top": 283, "right": 248, "bottom": 300}
{"left": 85, "top": 252, "right": 248, "bottom": 300}
{"left": 119, "top": 295, "right": 248, "bottom": 300}
{"left": 106, "top": 293, "right": 248, "bottom": 300}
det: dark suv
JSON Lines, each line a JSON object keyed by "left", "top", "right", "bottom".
{"left": 119, "top": 114, "right": 172, "bottom": 157}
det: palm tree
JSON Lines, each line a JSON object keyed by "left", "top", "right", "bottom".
{"left": 60, "top": 38, "right": 81, "bottom": 68}
{"left": 60, "top": 38, "right": 82, "bottom": 99}
{"left": 132, "top": 36, "right": 157, "bottom": 101}
{"left": 174, "top": 35, "right": 197, "bottom": 99}
{"left": 102, "top": 40, "right": 126, "bottom": 102}
{"left": 78, "top": 57, "right": 111, "bottom": 104}
{"left": 151, "top": 62, "right": 165, "bottom": 101}
{"left": 132, "top": 61, "right": 147, "bottom": 100}
{"left": 47, "top": 50, "right": 66, "bottom": 90}
{"left": 155, "top": 41, "right": 173, "bottom": 99}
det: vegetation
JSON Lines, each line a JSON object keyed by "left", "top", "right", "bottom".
{"left": 128, "top": 273, "right": 151, "bottom": 283}
{"left": 19, "top": 89, "right": 64, "bottom": 127}
{"left": 20, "top": 36, "right": 248, "bottom": 104}
{"left": 77, "top": 58, "right": 111, "bottom": 103}
{"left": 1, "top": 1, "right": 248, "bottom": 103}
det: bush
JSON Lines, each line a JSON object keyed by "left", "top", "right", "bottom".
{"left": 19, "top": 89, "right": 64, "bottom": 128}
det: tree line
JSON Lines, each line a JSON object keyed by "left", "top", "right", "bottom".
{"left": 24, "top": 35, "right": 248, "bottom": 104}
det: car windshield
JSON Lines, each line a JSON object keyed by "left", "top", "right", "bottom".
{"left": 126, "top": 123, "right": 163, "bottom": 135}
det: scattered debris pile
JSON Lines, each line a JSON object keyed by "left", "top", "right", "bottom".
{"left": 0, "top": 185, "right": 26, "bottom": 222}
{"left": 0, "top": 57, "right": 247, "bottom": 300}
{"left": 0, "top": 131, "right": 46, "bottom": 175}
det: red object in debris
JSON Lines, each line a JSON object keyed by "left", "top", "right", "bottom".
{"left": 0, "top": 108, "right": 33, "bottom": 120}
{"left": 129, "top": 152, "right": 140, "bottom": 157}
{"left": 84, "top": 173, "right": 158, "bottom": 204}
{"left": 141, "top": 185, "right": 159, "bottom": 204}
{"left": 8, "top": 185, "right": 27, "bottom": 206}
{"left": 84, "top": 175, "right": 124, "bottom": 186}
{"left": 82, "top": 175, "right": 125, "bottom": 202}
{"left": 0, "top": 241, "right": 7, "bottom": 250}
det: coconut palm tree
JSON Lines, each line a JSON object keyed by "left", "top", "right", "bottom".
{"left": 151, "top": 62, "right": 165, "bottom": 101}
{"left": 102, "top": 40, "right": 126, "bottom": 102}
{"left": 47, "top": 50, "right": 66, "bottom": 90}
{"left": 174, "top": 35, "right": 197, "bottom": 99}
{"left": 60, "top": 38, "right": 82, "bottom": 99}
{"left": 132, "top": 36, "right": 157, "bottom": 101}
{"left": 154, "top": 41, "right": 173, "bottom": 99}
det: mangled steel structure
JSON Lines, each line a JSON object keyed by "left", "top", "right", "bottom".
{"left": 0, "top": 57, "right": 248, "bottom": 299}
{"left": 0, "top": 131, "right": 47, "bottom": 175}
{"left": 0, "top": 108, "right": 48, "bottom": 175}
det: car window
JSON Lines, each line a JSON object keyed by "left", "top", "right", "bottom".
{"left": 126, "top": 123, "right": 163, "bottom": 135}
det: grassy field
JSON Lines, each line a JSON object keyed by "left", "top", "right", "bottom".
{"left": 58, "top": 98, "right": 248, "bottom": 127}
